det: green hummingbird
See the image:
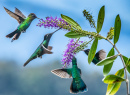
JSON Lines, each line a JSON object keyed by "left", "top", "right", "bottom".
{"left": 51, "top": 56, "right": 87, "bottom": 94}
{"left": 84, "top": 49, "right": 106, "bottom": 64}
{"left": 4, "top": 7, "right": 39, "bottom": 42}
{"left": 23, "top": 29, "right": 60, "bottom": 67}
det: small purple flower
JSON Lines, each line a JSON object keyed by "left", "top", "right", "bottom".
{"left": 37, "top": 16, "right": 71, "bottom": 30}
{"left": 61, "top": 39, "right": 83, "bottom": 68}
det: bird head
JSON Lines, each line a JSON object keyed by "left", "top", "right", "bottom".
{"left": 84, "top": 49, "right": 90, "bottom": 55}
{"left": 43, "top": 30, "right": 57, "bottom": 41}
{"left": 28, "top": 13, "right": 38, "bottom": 20}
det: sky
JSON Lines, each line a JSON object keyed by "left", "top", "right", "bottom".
{"left": 0, "top": 0, "right": 130, "bottom": 74}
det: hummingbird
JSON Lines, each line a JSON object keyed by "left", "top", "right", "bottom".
{"left": 4, "top": 7, "right": 39, "bottom": 42}
{"left": 51, "top": 56, "right": 87, "bottom": 94}
{"left": 84, "top": 49, "right": 106, "bottom": 64}
{"left": 23, "top": 29, "right": 60, "bottom": 67}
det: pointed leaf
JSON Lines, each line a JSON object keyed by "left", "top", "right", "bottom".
{"left": 103, "top": 75, "right": 125, "bottom": 84}
{"left": 123, "top": 55, "right": 130, "bottom": 73}
{"left": 96, "top": 54, "right": 118, "bottom": 66}
{"left": 122, "top": 55, "right": 128, "bottom": 64}
{"left": 96, "top": 6, "right": 105, "bottom": 33}
{"left": 61, "top": 14, "right": 81, "bottom": 30}
{"left": 115, "top": 68, "right": 124, "bottom": 77}
{"left": 106, "top": 69, "right": 124, "bottom": 95}
{"left": 103, "top": 48, "right": 115, "bottom": 75}
{"left": 106, "top": 83, "right": 121, "bottom": 95}
{"left": 126, "top": 58, "right": 130, "bottom": 73}
{"left": 65, "top": 31, "right": 85, "bottom": 38}
{"left": 88, "top": 38, "right": 98, "bottom": 64}
{"left": 114, "top": 14, "right": 121, "bottom": 44}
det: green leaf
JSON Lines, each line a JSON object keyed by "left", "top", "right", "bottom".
{"left": 96, "top": 54, "right": 118, "bottom": 66}
{"left": 122, "top": 55, "right": 128, "bottom": 64}
{"left": 106, "top": 83, "right": 121, "bottom": 95}
{"left": 88, "top": 38, "right": 98, "bottom": 64}
{"left": 65, "top": 31, "right": 85, "bottom": 38}
{"left": 114, "top": 14, "right": 121, "bottom": 44}
{"left": 61, "top": 14, "right": 81, "bottom": 30}
{"left": 96, "top": 6, "right": 105, "bottom": 33}
{"left": 103, "top": 75, "right": 125, "bottom": 84}
{"left": 106, "top": 69, "right": 124, "bottom": 95}
{"left": 126, "top": 58, "right": 130, "bottom": 73}
{"left": 122, "top": 55, "right": 130, "bottom": 73}
{"left": 103, "top": 48, "right": 115, "bottom": 75}
{"left": 115, "top": 69, "right": 124, "bottom": 77}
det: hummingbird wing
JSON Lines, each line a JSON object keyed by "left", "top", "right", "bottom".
{"left": 95, "top": 49, "right": 106, "bottom": 61}
{"left": 42, "top": 45, "right": 53, "bottom": 54}
{"left": 4, "top": 7, "right": 25, "bottom": 24}
{"left": 51, "top": 69, "right": 72, "bottom": 78}
{"left": 15, "top": 7, "right": 26, "bottom": 18}
{"left": 47, "top": 46, "right": 53, "bottom": 50}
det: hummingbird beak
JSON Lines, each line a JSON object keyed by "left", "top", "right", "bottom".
{"left": 51, "top": 28, "right": 61, "bottom": 34}
{"left": 37, "top": 17, "right": 40, "bottom": 19}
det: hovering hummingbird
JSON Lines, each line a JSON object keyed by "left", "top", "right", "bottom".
{"left": 23, "top": 29, "right": 60, "bottom": 67}
{"left": 84, "top": 49, "right": 106, "bottom": 64}
{"left": 51, "top": 56, "right": 87, "bottom": 94}
{"left": 4, "top": 7, "right": 39, "bottom": 42}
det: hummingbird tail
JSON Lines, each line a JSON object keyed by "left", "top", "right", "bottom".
{"left": 23, "top": 58, "right": 32, "bottom": 67}
{"left": 12, "top": 32, "right": 21, "bottom": 42}
{"left": 6, "top": 29, "right": 18, "bottom": 38}
{"left": 70, "top": 78, "right": 87, "bottom": 94}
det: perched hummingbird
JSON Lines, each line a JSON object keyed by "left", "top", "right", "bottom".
{"left": 84, "top": 49, "right": 106, "bottom": 64}
{"left": 4, "top": 7, "right": 39, "bottom": 42}
{"left": 51, "top": 56, "right": 87, "bottom": 94}
{"left": 23, "top": 29, "right": 59, "bottom": 67}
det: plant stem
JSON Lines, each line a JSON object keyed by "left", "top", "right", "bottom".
{"left": 90, "top": 33, "right": 129, "bottom": 94}
{"left": 106, "top": 38, "right": 129, "bottom": 95}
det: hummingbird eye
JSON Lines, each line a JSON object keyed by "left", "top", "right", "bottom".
{"left": 46, "top": 35, "right": 48, "bottom": 37}
{"left": 31, "top": 14, "right": 36, "bottom": 17}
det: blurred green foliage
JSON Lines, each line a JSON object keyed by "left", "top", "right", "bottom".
{"left": 0, "top": 60, "right": 126, "bottom": 95}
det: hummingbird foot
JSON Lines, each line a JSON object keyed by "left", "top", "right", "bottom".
{"left": 22, "top": 31, "right": 26, "bottom": 33}
{"left": 40, "top": 56, "right": 42, "bottom": 59}
{"left": 11, "top": 39, "right": 14, "bottom": 42}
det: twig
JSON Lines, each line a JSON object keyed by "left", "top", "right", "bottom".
{"left": 106, "top": 38, "right": 129, "bottom": 95}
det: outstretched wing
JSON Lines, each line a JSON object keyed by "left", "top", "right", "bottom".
{"left": 15, "top": 7, "right": 26, "bottom": 18}
{"left": 51, "top": 69, "right": 72, "bottom": 78}
{"left": 95, "top": 49, "right": 106, "bottom": 61}
{"left": 42, "top": 45, "right": 53, "bottom": 54}
{"left": 4, "top": 7, "right": 25, "bottom": 23}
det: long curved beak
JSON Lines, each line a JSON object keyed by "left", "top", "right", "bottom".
{"left": 37, "top": 17, "right": 40, "bottom": 19}
{"left": 51, "top": 28, "right": 62, "bottom": 34}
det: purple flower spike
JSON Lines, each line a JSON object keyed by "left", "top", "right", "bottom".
{"left": 37, "top": 17, "right": 71, "bottom": 30}
{"left": 61, "top": 39, "right": 83, "bottom": 68}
